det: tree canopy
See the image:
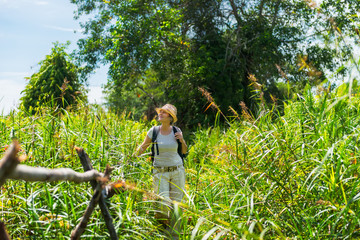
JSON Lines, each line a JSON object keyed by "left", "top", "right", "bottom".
{"left": 71, "top": 0, "right": 360, "bottom": 127}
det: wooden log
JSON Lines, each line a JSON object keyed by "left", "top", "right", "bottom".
{"left": 0, "top": 141, "right": 21, "bottom": 187}
{"left": 71, "top": 166, "right": 112, "bottom": 240}
{"left": 75, "top": 147, "right": 118, "bottom": 240}
{"left": 8, "top": 165, "right": 103, "bottom": 183}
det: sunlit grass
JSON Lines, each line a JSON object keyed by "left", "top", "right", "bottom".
{"left": 0, "top": 85, "right": 360, "bottom": 239}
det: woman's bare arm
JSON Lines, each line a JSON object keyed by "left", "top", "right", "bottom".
{"left": 134, "top": 135, "right": 152, "bottom": 157}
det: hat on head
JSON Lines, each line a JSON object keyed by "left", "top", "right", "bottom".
{"left": 156, "top": 104, "right": 177, "bottom": 123}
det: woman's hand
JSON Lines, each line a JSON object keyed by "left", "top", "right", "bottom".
{"left": 175, "top": 131, "right": 188, "bottom": 154}
{"left": 175, "top": 131, "right": 185, "bottom": 144}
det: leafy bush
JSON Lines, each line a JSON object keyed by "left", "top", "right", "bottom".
{"left": 21, "top": 42, "right": 86, "bottom": 113}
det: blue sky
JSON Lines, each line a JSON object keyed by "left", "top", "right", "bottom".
{"left": 0, "top": 0, "right": 107, "bottom": 115}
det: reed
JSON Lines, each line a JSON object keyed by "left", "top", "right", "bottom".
{"left": 0, "top": 82, "right": 359, "bottom": 238}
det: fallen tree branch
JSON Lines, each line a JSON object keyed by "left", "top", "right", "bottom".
{"left": 0, "top": 141, "right": 21, "bottom": 187}
{"left": 75, "top": 147, "right": 118, "bottom": 240}
{"left": 71, "top": 165, "right": 112, "bottom": 240}
{"left": 8, "top": 165, "right": 103, "bottom": 183}
{"left": 0, "top": 221, "right": 10, "bottom": 240}
{"left": 0, "top": 142, "right": 119, "bottom": 239}
{"left": 75, "top": 147, "right": 99, "bottom": 188}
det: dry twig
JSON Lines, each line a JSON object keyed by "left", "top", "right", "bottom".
{"left": 0, "top": 222, "right": 11, "bottom": 240}
{"left": 8, "top": 165, "right": 103, "bottom": 183}
{"left": 71, "top": 165, "right": 112, "bottom": 240}
{"left": 75, "top": 147, "right": 118, "bottom": 240}
{"left": 0, "top": 141, "right": 21, "bottom": 187}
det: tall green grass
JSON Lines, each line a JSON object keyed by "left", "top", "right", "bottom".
{"left": 1, "top": 84, "right": 360, "bottom": 239}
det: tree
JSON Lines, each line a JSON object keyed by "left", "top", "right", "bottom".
{"left": 71, "top": 0, "right": 360, "bottom": 127}
{"left": 21, "top": 42, "right": 86, "bottom": 113}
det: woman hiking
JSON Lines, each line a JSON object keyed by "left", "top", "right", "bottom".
{"left": 134, "top": 104, "right": 187, "bottom": 239}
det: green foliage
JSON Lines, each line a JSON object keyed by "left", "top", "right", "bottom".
{"left": 20, "top": 42, "right": 86, "bottom": 113}
{"left": 70, "top": 0, "right": 360, "bottom": 128}
{"left": 2, "top": 82, "right": 360, "bottom": 238}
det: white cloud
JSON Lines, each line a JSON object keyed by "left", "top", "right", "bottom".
{"left": 88, "top": 86, "right": 105, "bottom": 104}
{"left": 0, "top": 0, "right": 19, "bottom": 8}
{"left": 0, "top": 79, "right": 25, "bottom": 115}
{"left": 0, "top": 0, "right": 48, "bottom": 9}
{"left": 44, "top": 25, "right": 79, "bottom": 33}
{"left": 0, "top": 72, "right": 31, "bottom": 78}
{"left": 35, "top": 1, "right": 48, "bottom": 5}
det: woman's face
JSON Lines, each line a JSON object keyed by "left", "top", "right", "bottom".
{"left": 158, "top": 110, "right": 171, "bottom": 123}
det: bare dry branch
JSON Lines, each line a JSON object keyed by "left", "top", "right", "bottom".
{"left": 0, "top": 141, "right": 21, "bottom": 187}
{"left": 70, "top": 184, "right": 103, "bottom": 240}
{"left": 75, "top": 147, "right": 118, "bottom": 240}
{"left": 0, "top": 221, "right": 10, "bottom": 240}
{"left": 71, "top": 165, "right": 112, "bottom": 240}
{"left": 0, "top": 143, "right": 118, "bottom": 239}
{"left": 8, "top": 165, "right": 103, "bottom": 183}
{"left": 71, "top": 186, "right": 102, "bottom": 239}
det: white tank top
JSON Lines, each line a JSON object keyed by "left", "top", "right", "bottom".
{"left": 147, "top": 126, "right": 183, "bottom": 167}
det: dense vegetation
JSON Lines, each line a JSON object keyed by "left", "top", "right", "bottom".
{"left": 4, "top": 0, "right": 359, "bottom": 239}
{"left": 70, "top": 0, "right": 360, "bottom": 126}
{"left": 1, "top": 80, "right": 360, "bottom": 239}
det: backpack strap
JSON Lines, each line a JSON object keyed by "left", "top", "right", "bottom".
{"left": 150, "top": 126, "right": 160, "bottom": 165}
{"left": 151, "top": 126, "right": 185, "bottom": 167}
{"left": 173, "top": 126, "right": 185, "bottom": 165}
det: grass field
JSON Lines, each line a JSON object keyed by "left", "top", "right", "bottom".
{"left": 1, "top": 83, "right": 360, "bottom": 239}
